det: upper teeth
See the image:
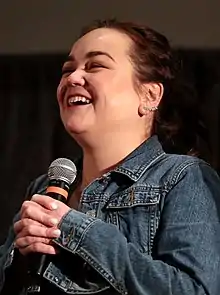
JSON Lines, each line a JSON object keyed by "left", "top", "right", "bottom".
{"left": 68, "top": 96, "right": 90, "bottom": 104}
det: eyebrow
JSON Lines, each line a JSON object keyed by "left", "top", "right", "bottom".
{"left": 66, "top": 50, "right": 115, "bottom": 63}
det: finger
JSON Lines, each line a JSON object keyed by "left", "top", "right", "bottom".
{"left": 31, "top": 194, "right": 59, "bottom": 211}
{"left": 18, "top": 243, "right": 57, "bottom": 256}
{"left": 20, "top": 200, "right": 45, "bottom": 218}
{"left": 20, "top": 205, "right": 59, "bottom": 227}
{"left": 15, "top": 236, "right": 51, "bottom": 248}
{"left": 14, "top": 219, "right": 44, "bottom": 235}
{"left": 16, "top": 224, "right": 61, "bottom": 239}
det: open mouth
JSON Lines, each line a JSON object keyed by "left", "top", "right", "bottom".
{"left": 67, "top": 96, "right": 92, "bottom": 106}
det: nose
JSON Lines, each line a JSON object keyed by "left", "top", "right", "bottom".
{"left": 67, "top": 69, "right": 85, "bottom": 87}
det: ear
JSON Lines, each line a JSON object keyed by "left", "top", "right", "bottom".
{"left": 139, "top": 82, "right": 164, "bottom": 115}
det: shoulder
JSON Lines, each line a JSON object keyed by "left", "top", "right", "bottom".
{"left": 159, "top": 155, "right": 220, "bottom": 224}
{"left": 142, "top": 152, "right": 220, "bottom": 196}
{"left": 155, "top": 153, "right": 219, "bottom": 184}
{"left": 165, "top": 154, "right": 219, "bottom": 185}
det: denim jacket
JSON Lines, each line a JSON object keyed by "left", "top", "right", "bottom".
{"left": 1, "top": 135, "right": 220, "bottom": 295}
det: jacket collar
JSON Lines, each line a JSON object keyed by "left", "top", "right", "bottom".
{"left": 72, "top": 135, "right": 165, "bottom": 188}
{"left": 113, "top": 135, "right": 165, "bottom": 181}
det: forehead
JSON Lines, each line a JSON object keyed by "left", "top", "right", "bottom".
{"left": 69, "top": 28, "right": 132, "bottom": 59}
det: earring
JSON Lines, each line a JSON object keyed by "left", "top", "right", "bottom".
{"left": 143, "top": 106, "right": 158, "bottom": 112}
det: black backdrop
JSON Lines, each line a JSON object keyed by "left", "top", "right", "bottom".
{"left": 0, "top": 50, "right": 220, "bottom": 244}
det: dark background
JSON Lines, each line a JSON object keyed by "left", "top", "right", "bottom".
{"left": 1, "top": 1, "right": 220, "bottom": 53}
{"left": 0, "top": 1, "right": 220, "bottom": 243}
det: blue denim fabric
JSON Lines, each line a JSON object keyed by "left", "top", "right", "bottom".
{"left": 1, "top": 135, "right": 220, "bottom": 294}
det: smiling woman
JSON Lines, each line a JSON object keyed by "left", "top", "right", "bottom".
{"left": 0, "top": 19, "right": 220, "bottom": 295}
{"left": 57, "top": 25, "right": 149, "bottom": 145}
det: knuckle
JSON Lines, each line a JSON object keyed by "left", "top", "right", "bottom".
{"left": 43, "top": 237, "right": 50, "bottom": 244}
{"left": 17, "top": 219, "right": 27, "bottom": 233}
{"left": 13, "top": 222, "right": 19, "bottom": 233}
{"left": 24, "top": 224, "right": 33, "bottom": 235}
{"left": 21, "top": 203, "right": 32, "bottom": 218}
{"left": 20, "top": 218, "right": 28, "bottom": 227}
{"left": 14, "top": 238, "right": 20, "bottom": 247}
{"left": 25, "top": 206, "right": 32, "bottom": 217}
{"left": 45, "top": 227, "right": 52, "bottom": 237}
{"left": 14, "top": 220, "right": 25, "bottom": 236}
{"left": 25, "top": 236, "right": 34, "bottom": 245}
{"left": 31, "top": 194, "right": 39, "bottom": 201}
{"left": 21, "top": 201, "right": 30, "bottom": 210}
{"left": 32, "top": 243, "right": 41, "bottom": 252}
{"left": 31, "top": 243, "right": 38, "bottom": 252}
{"left": 42, "top": 214, "right": 51, "bottom": 226}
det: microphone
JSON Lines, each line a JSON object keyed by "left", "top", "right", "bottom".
{"left": 45, "top": 157, "right": 77, "bottom": 203}
{"left": 26, "top": 158, "right": 77, "bottom": 294}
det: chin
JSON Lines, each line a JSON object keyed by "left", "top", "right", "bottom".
{"left": 64, "top": 121, "right": 86, "bottom": 135}
{"left": 62, "top": 109, "right": 94, "bottom": 131}
{"left": 64, "top": 123, "right": 98, "bottom": 148}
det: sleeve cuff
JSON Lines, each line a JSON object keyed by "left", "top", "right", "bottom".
{"left": 53, "top": 209, "right": 99, "bottom": 252}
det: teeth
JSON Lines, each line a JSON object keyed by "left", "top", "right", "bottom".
{"left": 68, "top": 96, "right": 91, "bottom": 105}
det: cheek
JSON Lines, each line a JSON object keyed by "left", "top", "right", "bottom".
{"left": 97, "top": 71, "right": 132, "bottom": 94}
{"left": 57, "top": 80, "right": 66, "bottom": 105}
{"left": 104, "top": 74, "right": 138, "bottom": 108}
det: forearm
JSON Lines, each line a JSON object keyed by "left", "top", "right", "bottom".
{"left": 0, "top": 247, "right": 29, "bottom": 295}
{"left": 0, "top": 213, "right": 27, "bottom": 293}
{"left": 53, "top": 210, "right": 211, "bottom": 295}
{"left": 0, "top": 232, "right": 16, "bottom": 292}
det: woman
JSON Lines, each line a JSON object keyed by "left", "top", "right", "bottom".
{"left": 0, "top": 19, "right": 220, "bottom": 295}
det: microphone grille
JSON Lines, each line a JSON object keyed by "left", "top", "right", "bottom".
{"left": 48, "top": 158, "right": 77, "bottom": 185}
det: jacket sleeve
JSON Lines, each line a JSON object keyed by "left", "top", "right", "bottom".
{"left": 0, "top": 174, "right": 48, "bottom": 294}
{"left": 53, "top": 162, "right": 220, "bottom": 295}
{"left": 0, "top": 219, "right": 17, "bottom": 292}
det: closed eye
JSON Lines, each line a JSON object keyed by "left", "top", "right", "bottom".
{"left": 61, "top": 62, "right": 106, "bottom": 76}
{"left": 62, "top": 68, "right": 75, "bottom": 76}
{"left": 85, "top": 62, "right": 106, "bottom": 71}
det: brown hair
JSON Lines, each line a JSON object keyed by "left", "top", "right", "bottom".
{"left": 80, "top": 19, "right": 208, "bottom": 158}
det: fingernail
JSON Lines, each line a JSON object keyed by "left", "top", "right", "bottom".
{"left": 51, "top": 203, "right": 58, "bottom": 210}
{"left": 50, "top": 218, "right": 59, "bottom": 225}
{"left": 53, "top": 229, "right": 61, "bottom": 237}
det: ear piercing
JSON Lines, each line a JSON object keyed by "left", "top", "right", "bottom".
{"left": 143, "top": 106, "right": 158, "bottom": 111}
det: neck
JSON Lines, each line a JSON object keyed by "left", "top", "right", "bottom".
{"left": 79, "top": 132, "right": 149, "bottom": 189}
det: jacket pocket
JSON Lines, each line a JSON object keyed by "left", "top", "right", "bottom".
{"left": 105, "top": 185, "right": 162, "bottom": 254}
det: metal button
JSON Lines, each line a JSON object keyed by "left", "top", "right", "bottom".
{"left": 86, "top": 209, "right": 96, "bottom": 217}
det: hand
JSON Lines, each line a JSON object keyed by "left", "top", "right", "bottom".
{"left": 14, "top": 194, "right": 71, "bottom": 255}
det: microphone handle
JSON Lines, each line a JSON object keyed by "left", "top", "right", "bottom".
{"left": 35, "top": 192, "right": 67, "bottom": 277}
{"left": 25, "top": 187, "right": 69, "bottom": 293}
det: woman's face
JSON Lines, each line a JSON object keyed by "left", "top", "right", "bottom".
{"left": 57, "top": 28, "right": 147, "bottom": 142}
